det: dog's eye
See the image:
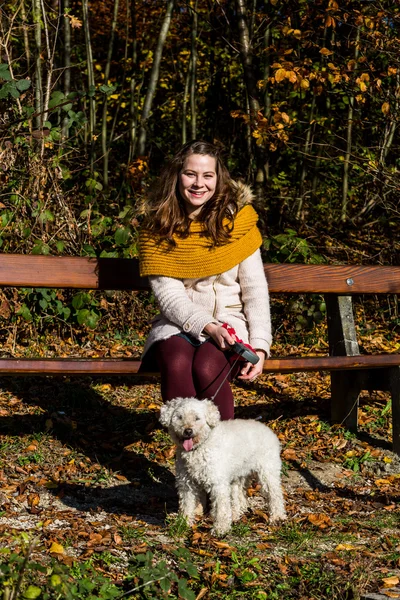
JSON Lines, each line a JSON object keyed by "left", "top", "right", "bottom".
{"left": 195, "top": 416, "right": 200, "bottom": 421}
{"left": 177, "top": 414, "right": 183, "bottom": 420}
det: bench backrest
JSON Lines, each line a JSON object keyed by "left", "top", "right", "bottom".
{"left": 0, "top": 255, "right": 399, "bottom": 294}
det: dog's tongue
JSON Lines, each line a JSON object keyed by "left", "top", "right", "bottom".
{"left": 183, "top": 438, "right": 194, "bottom": 452}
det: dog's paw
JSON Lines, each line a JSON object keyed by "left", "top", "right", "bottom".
{"left": 269, "top": 510, "right": 287, "bottom": 524}
{"left": 211, "top": 522, "right": 231, "bottom": 537}
{"left": 180, "top": 512, "right": 196, "bottom": 526}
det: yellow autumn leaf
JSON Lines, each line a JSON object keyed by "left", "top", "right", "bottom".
{"left": 99, "top": 384, "right": 112, "bottom": 391}
{"left": 335, "top": 543, "right": 358, "bottom": 551}
{"left": 325, "top": 15, "right": 336, "bottom": 28}
{"left": 345, "top": 450, "right": 357, "bottom": 457}
{"left": 358, "top": 81, "right": 367, "bottom": 92}
{"left": 382, "top": 576, "right": 400, "bottom": 588}
{"left": 384, "top": 456, "right": 393, "bottom": 464}
{"left": 382, "top": 102, "right": 390, "bottom": 115}
{"left": 364, "top": 17, "right": 374, "bottom": 29}
{"left": 275, "top": 68, "right": 287, "bottom": 83}
{"left": 375, "top": 478, "right": 392, "bottom": 486}
{"left": 286, "top": 70, "right": 297, "bottom": 83}
{"left": 320, "top": 47, "right": 333, "bottom": 56}
{"left": 300, "top": 79, "right": 310, "bottom": 89}
{"left": 49, "top": 542, "right": 64, "bottom": 554}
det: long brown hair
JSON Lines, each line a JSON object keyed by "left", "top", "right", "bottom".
{"left": 143, "top": 140, "right": 238, "bottom": 245}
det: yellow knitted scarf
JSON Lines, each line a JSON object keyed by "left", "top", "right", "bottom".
{"left": 139, "top": 204, "right": 262, "bottom": 278}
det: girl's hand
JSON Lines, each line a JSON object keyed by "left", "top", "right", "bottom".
{"left": 237, "top": 350, "right": 266, "bottom": 382}
{"left": 203, "top": 322, "right": 236, "bottom": 350}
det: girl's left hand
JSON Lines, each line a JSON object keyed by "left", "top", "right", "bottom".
{"left": 237, "top": 350, "right": 266, "bottom": 382}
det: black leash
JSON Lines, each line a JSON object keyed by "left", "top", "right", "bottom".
{"left": 210, "top": 354, "right": 242, "bottom": 402}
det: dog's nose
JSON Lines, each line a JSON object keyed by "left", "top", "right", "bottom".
{"left": 183, "top": 428, "right": 193, "bottom": 438}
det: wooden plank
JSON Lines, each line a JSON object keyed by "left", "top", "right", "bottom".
{"left": 0, "top": 255, "right": 149, "bottom": 290}
{"left": 264, "top": 263, "right": 400, "bottom": 294}
{"left": 1, "top": 255, "right": 400, "bottom": 294}
{"left": 0, "top": 354, "right": 400, "bottom": 374}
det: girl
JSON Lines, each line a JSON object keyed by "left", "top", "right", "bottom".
{"left": 139, "top": 140, "right": 271, "bottom": 420}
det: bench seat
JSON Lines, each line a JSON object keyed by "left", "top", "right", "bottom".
{"left": 0, "top": 254, "right": 399, "bottom": 454}
{"left": 0, "top": 353, "right": 400, "bottom": 375}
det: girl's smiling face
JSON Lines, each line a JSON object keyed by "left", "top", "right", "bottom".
{"left": 178, "top": 154, "right": 217, "bottom": 218}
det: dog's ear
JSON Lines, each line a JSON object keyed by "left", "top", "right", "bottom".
{"left": 159, "top": 398, "right": 181, "bottom": 427}
{"left": 205, "top": 400, "right": 221, "bottom": 428}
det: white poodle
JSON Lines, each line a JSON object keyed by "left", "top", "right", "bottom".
{"left": 159, "top": 397, "right": 286, "bottom": 536}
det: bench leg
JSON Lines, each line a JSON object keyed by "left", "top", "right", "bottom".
{"left": 330, "top": 370, "right": 363, "bottom": 431}
{"left": 387, "top": 367, "right": 400, "bottom": 455}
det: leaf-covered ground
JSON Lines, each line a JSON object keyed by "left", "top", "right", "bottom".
{"left": 0, "top": 309, "right": 400, "bottom": 599}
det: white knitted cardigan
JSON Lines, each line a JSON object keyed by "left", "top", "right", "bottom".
{"left": 142, "top": 248, "right": 271, "bottom": 358}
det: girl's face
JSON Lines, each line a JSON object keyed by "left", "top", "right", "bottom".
{"left": 178, "top": 154, "right": 217, "bottom": 218}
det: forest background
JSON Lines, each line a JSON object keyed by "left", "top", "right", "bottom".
{"left": 0, "top": 0, "right": 400, "bottom": 338}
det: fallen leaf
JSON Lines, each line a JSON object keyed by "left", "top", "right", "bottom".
{"left": 49, "top": 542, "right": 64, "bottom": 554}
{"left": 195, "top": 588, "right": 209, "bottom": 600}
{"left": 212, "top": 541, "right": 235, "bottom": 550}
{"left": 308, "top": 513, "right": 332, "bottom": 528}
{"left": 335, "top": 543, "right": 359, "bottom": 551}
{"left": 382, "top": 577, "right": 400, "bottom": 588}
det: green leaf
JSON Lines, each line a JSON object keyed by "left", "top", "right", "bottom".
{"left": 50, "top": 128, "right": 61, "bottom": 141}
{"left": 177, "top": 579, "right": 195, "bottom": 600}
{"left": 72, "top": 292, "right": 90, "bottom": 310}
{"left": 17, "top": 303, "right": 32, "bottom": 322}
{"left": 77, "top": 309, "right": 99, "bottom": 328}
{"left": 22, "top": 585, "right": 42, "bottom": 599}
{"left": 16, "top": 78, "right": 31, "bottom": 91}
{"left": 114, "top": 226, "right": 131, "bottom": 246}
{"left": 38, "top": 209, "right": 55, "bottom": 224}
{"left": 99, "top": 84, "right": 117, "bottom": 95}
{"left": 76, "top": 308, "right": 90, "bottom": 325}
{"left": 82, "top": 244, "right": 97, "bottom": 257}
{"left": 32, "top": 241, "right": 50, "bottom": 255}
{"left": 0, "top": 64, "right": 11, "bottom": 81}
{"left": 48, "top": 91, "right": 65, "bottom": 109}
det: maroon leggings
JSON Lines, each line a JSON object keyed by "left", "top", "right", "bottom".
{"left": 154, "top": 336, "right": 240, "bottom": 420}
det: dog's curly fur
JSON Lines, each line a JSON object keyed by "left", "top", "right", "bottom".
{"left": 160, "top": 397, "right": 286, "bottom": 536}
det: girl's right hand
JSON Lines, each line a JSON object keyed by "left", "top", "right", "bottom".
{"left": 203, "top": 322, "right": 235, "bottom": 350}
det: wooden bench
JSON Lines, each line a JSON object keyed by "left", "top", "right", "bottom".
{"left": 0, "top": 255, "right": 399, "bottom": 454}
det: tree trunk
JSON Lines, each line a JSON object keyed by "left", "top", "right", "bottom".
{"left": 82, "top": 0, "right": 96, "bottom": 172}
{"left": 137, "top": 0, "right": 175, "bottom": 156}
{"left": 102, "top": 0, "right": 120, "bottom": 192}
{"left": 62, "top": 0, "right": 71, "bottom": 140}
{"left": 33, "top": 0, "right": 43, "bottom": 129}
{"left": 182, "top": 57, "right": 191, "bottom": 144}
{"left": 40, "top": 0, "right": 60, "bottom": 128}
{"left": 235, "top": 0, "right": 260, "bottom": 115}
{"left": 296, "top": 95, "right": 316, "bottom": 219}
{"left": 21, "top": 0, "right": 31, "bottom": 71}
{"left": 235, "top": 0, "right": 265, "bottom": 199}
{"left": 380, "top": 71, "right": 400, "bottom": 166}
{"left": 128, "top": 0, "right": 138, "bottom": 162}
{"left": 341, "top": 27, "right": 360, "bottom": 222}
{"left": 190, "top": 0, "right": 198, "bottom": 140}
